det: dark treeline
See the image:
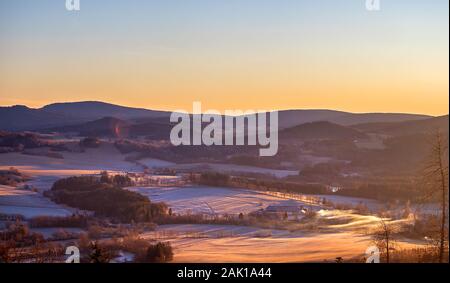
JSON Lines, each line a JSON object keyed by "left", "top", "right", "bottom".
{"left": 231, "top": 177, "right": 328, "bottom": 195}
{"left": 198, "top": 172, "right": 231, "bottom": 187}
{"left": 0, "top": 167, "right": 30, "bottom": 186}
{"left": 79, "top": 137, "right": 101, "bottom": 148}
{"left": 0, "top": 131, "right": 42, "bottom": 148}
{"left": 46, "top": 176, "right": 168, "bottom": 223}
{"left": 334, "top": 182, "right": 422, "bottom": 202}
{"left": 195, "top": 172, "right": 327, "bottom": 194}
{"left": 29, "top": 215, "right": 89, "bottom": 228}
{"left": 0, "top": 131, "right": 68, "bottom": 152}
{"left": 196, "top": 172, "right": 422, "bottom": 203}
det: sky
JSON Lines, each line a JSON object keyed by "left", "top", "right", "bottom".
{"left": 0, "top": 0, "right": 448, "bottom": 115}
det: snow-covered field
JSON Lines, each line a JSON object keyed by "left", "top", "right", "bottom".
{"left": 0, "top": 144, "right": 141, "bottom": 172}
{"left": 127, "top": 185, "right": 323, "bottom": 215}
{"left": 138, "top": 158, "right": 176, "bottom": 168}
{"left": 169, "top": 233, "right": 371, "bottom": 262}
{"left": 143, "top": 224, "right": 289, "bottom": 239}
{"left": 261, "top": 191, "right": 382, "bottom": 211}
{"left": 0, "top": 185, "right": 73, "bottom": 218}
{"left": 140, "top": 224, "right": 425, "bottom": 263}
{"left": 127, "top": 185, "right": 385, "bottom": 216}
{"left": 128, "top": 186, "right": 431, "bottom": 262}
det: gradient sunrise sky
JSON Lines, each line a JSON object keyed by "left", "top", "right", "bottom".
{"left": 0, "top": 0, "right": 448, "bottom": 115}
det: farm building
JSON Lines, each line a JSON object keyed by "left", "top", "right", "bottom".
{"left": 264, "top": 200, "right": 305, "bottom": 214}
{"left": 326, "top": 184, "right": 342, "bottom": 193}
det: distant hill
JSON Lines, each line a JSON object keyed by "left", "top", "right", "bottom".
{"left": 127, "top": 121, "right": 173, "bottom": 139}
{"left": 47, "top": 116, "right": 174, "bottom": 139}
{"left": 280, "top": 121, "right": 368, "bottom": 140}
{"left": 277, "top": 110, "right": 431, "bottom": 129}
{"left": 0, "top": 100, "right": 434, "bottom": 132}
{"left": 0, "top": 101, "right": 170, "bottom": 131}
{"left": 277, "top": 110, "right": 348, "bottom": 129}
{"left": 47, "top": 117, "right": 130, "bottom": 138}
{"left": 353, "top": 115, "right": 449, "bottom": 136}
{"left": 0, "top": 105, "right": 81, "bottom": 131}
{"left": 41, "top": 101, "right": 170, "bottom": 120}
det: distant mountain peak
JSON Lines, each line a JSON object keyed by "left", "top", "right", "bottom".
{"left": 7, "top": 105, "right": 30, "bottom": 110}
{"left": 40, "top": 101, "right": 170, "bottom": 120}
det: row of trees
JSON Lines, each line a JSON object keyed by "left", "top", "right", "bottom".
{"left": 29, "top": 215, "right": 89, "bottom": 228}
{"left": 195, "top": 170, "right": 423, "bottom": 203}
{"left": 100, "top": 171, "right": 133, "bottom": 187}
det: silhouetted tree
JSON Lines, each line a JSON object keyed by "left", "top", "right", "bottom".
{"left": 89, "top": 242, "right": 111, "bottom": 263}
{"left": 422, "top": 130, "right": 449, "bottom": 263}
{"left": 144, "top": 242, "right": 173, "bottom": 263}
{"left": 372, "top": 219, "right": 397, "bottom": 263}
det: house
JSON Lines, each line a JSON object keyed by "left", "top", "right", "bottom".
{"left": 326, "top": 185, "right": 342, "bottom": 193}
{"left": 265, "top": 200, "right": 303, "bottom": 214}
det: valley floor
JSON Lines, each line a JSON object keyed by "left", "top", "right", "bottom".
{"left": 0, "top": 147, "right": 431, "bottom": 262}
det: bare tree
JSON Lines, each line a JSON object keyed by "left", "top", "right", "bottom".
{"left": 422, "top": 130, "right": 449, "bottom": 263}
{"left": 89, "top": 241, "right": 111, "bottom": 263}
{"left": 0, "top": 242, "right": 12, "bottom": 263}
{"left": 372, "top": 219, "right": 397, "bottom": 263}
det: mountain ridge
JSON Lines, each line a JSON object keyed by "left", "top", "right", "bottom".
{"left": 0, "top": 101, "right": 437, "bottom": 131}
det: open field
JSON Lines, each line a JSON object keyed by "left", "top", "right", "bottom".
{"left": 0, "top": 185, "right": 73, "bottom": 218}
{"left": 127, "top": 185, "right": 384, "bottom": 216}
{"left": 128, "top": 186, "right": 428, "bottom": 262}
{"left": 127, "top": 185, "right": 324, "bottom": 215}
{"left": 0, "top": 143, "right": 141, "bottom": 172}
{"left": 139, "top": 224, "right": 425, "bottom": 263}
{"left": 0, "top": 142, "right": 437, "bottom": 262}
